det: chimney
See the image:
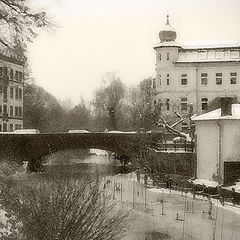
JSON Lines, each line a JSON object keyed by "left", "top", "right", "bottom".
{"left": 220, "top": 97, "right": 233, "bottom": 116}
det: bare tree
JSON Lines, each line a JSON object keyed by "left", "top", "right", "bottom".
{"left": 0, "top": 175, "right": 130, "bottom": 240}
{"left": 93, "top": 72, "right": 125, "bottom": 130}
{"left": 0, "top": 0, "right": 52, "bottom": 51}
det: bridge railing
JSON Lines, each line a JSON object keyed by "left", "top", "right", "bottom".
{"left": 148, "top": 141, "right": 195, "bottom": 153}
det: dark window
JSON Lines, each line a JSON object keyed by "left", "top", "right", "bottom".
{"left": 15, "top": 124, "right": 19, "bottom": 130}
{"left": 166, "top": 52, "right": 170, "bottom": 60}
{"left": 152, "top": 79, "right": 156, "bottom": 89}
{"left": 166, "top": 73, "right": 170, "bottom": 85}
{"left": 201, "top": 98, "right": 208, "bottom": 111}
{"left": 19, "top": 107, "right": 22, "bottom": 117}
{"left": 15, "top": 71, "right": 19, "bottom": 81}
{"left": 3, "top": 87, "right": 7, "bottom": 101}
{"left": 9, "top": 124, "right": 13, "bottom": 132}
{"left": 15, "top": 106, "right": 18, "bottom": 117}
{"left": 3, "top": 67, "right": 8, "bottom": 77}
{"left": 19, "top": 88, "right": 22, "bottom": 99}
{"left": 15, "top": 88, "right": 19, "bottom": 100}
{"left": 181, "top": 97, "right": 188, "bottom": 110}
{"left": 166, "top": 99, "right": 170, "bottom": 110}
{"left": 0, "top": 85, "right": 2, "bottom": 94}
{"left": 0, "top": 67, "right": 3, "bottom": 76}
{"left": 201, "top": 73, "right": 208, "bottom": 85}
{"left": 10, "top": 87, "right": 14, "bottom": 98}
{"left": 19, "top": 72, "right": 23, "bottom": 82}
{"left": 230, "top": 72, "right": 237, "bottom": 84}
{"left": 3, "top": 105, "right": 7, "bottom": 115}
{"left": 181, "top": 122, "right": 188, "bottom": 132}
{"left": 0, "top": 105, "right": 2, "bottom": 114}
{"left": 3, "top": 123, "right": 7, "bottom": 132}
{"left": 10, "top": 106, "right": 13, "bottom": 116}
{"left": 181, "top": 74, "right": 187, "bottom": 85}
{"left": 158, "top": 53, "right": 161, "bottom": 61}
{"left": 216, "top": 73, "right": 222, "bottom": 85}
{"left": 10, "top": 69, "right": 13, "bottom": 80}
{"left": 0, "top": 124, "right": 2, "bottom": 132}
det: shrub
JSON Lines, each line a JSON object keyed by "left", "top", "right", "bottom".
{"left": 0, "top": 175, "right": 129, "bottom": 240}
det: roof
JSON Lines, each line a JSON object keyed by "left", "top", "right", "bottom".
{"left": 191, "top": 104, "right": 240, "bottom": 121}
{"left": 153, "top": 41, "right": 182, "bottom": 49}
{"left": 182, "top": 41, "right": 240, "bottom": 50}
{"left": 176, "top": 45, "right": 240, "bottom": 63}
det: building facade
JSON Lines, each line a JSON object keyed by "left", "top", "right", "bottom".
{"left": 0, "top": 52, "right": 24, "bottom": 132}
{"left": 153, "top": 15, "right": 240, "bottom": 131}
{"left": 192, "top": 102, "right": 240, "bottom": 184}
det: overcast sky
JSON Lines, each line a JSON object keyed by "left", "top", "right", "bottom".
{"left": 28, "top": 0, "right": 240, "bottom": 104}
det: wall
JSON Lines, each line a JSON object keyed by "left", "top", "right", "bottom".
{"left": 196, "top": 120, "right": 219, "bottom": 180}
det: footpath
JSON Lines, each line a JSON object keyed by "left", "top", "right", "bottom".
{"left": 110, "top": 173, "right": 240, "bottom": 240}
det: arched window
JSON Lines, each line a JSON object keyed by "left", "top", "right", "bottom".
{"left": 10, "top": 69, "right": 14, "bottom": 80}
{"left": 9, "top": 123, "right": 13, "bottom": 132}
{"left": 3, "top": 105, "right": 7, "bottom": 115}
{"left": 3, "top": 123, "right": 7, "bottom": 132}
{"left": 19, "top": 88, "right": 22, "bottom": 100}
{"left": 10, "top": 106, "right": 13, "bottom": 116}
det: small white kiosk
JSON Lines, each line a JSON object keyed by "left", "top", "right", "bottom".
{"left": 192, "top": 98, "right": 240, "bottom": 184}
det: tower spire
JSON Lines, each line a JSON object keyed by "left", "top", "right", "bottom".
{"left": 166, "top": 14, "right": 170, "bottom": 25}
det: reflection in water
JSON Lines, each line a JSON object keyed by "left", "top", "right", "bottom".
{"left": 44, "top": 149, "right": 131, "bottom": 177}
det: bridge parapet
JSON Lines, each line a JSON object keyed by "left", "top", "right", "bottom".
{"left": 0, "top": 132, "right": 163, "bottom": 170}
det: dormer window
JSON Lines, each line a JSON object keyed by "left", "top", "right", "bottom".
{"left": 215, "top": 51, "right": 224, "bottom": 59}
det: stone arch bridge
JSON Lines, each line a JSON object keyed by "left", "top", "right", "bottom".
{"left": 0, "top": 132, "right": 163, "bottom": 171}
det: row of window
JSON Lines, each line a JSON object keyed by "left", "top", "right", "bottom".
{"left": 0, "top": 105, "right": 23, "bottom": 117}
{"left": 10, "top": 87, "right": 23, "bottom": 100}
{"left": 0, "top": 123, "right": 22, "bottom": 132}
{"left": 0, "top": 67, "right": 23, "bottom": 82}
{"left": 0, "top": 86, "right": 23, "bottom": 100}
{"left": 197, "top": 50, "right": 240, "bottom": 60}
{"left": 154, "top": 72, "right": 238, "bottom": 88}
{"left": 180, "top": 97, "right": 208, "bottom": 111}
{"left": 162, "top": 97, "right": 208, "bottom": 111}
{"left": 157, "top": 52, "right": 170, "bottom": 61}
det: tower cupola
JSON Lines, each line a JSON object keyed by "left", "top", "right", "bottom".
{"left": 159, "top": 15, "right": 177, "bottom": 42}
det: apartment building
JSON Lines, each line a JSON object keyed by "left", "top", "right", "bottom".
{"left": 0, "top": 50, "right": 24, "bottom": 132}
{"left": 153, "top": 15, "right": 240, "bottom": 131}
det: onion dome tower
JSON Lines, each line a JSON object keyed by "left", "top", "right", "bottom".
{"left": 159, "top": 15, "right": 177, "bottom": 42}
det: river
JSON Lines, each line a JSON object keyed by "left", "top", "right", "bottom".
{"left": 42, "top": 148, "right": 132, "bottom": 178}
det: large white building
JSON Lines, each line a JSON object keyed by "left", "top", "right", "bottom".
{"left": 0, "top": 50, "right": 24, "bottom": 132}
{"left": 153, "top": 15, "right": 240, "bottom": 131}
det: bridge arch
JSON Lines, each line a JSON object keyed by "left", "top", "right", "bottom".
{"left": 0, "top": 132, "right": 162, "bottom": 171}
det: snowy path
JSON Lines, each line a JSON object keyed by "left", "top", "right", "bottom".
{"left": 109, "top": 173, "right": 240, "bottom": 240}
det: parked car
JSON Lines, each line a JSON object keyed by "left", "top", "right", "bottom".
{"left": 68, "top": 130, "right": 89, "bottom": 133}
{"left": 13, "top": 129, "right": 40, "bottom": 134}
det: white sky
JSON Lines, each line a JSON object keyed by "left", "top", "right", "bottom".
{"left": 27, "top": 0, "right": 240, "bottom": 104}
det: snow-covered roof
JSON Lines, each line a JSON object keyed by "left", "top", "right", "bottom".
{"left": 182, "top": 41, "right": 240, "bottom": 49}
{"left": 192, "top": 104, "right": 240, "bottom": 121}
{"left": 154, "top": 41, "right": 182, "bottom": 49}
{"left": 176, "top": 45, "right": 240, "bottom": 63}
